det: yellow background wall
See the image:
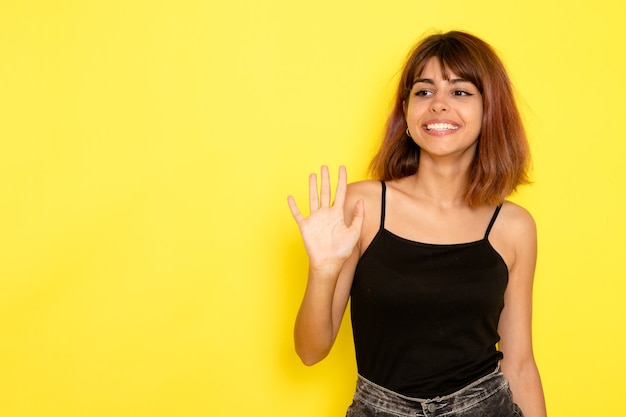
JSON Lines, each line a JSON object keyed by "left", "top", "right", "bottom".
{"left": 1, "top": 1, "right": 624, "bottom": 416}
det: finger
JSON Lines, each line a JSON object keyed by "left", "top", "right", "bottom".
{"left": 348, "top": 199, "right": 365, "bottom": 235}
{"left": 287, "top": 195, "right": 305, "bottom": 224}
{"left": 333, "top": 165, "right": 348, "bottom": 208}
{"left": 320, "top": 165, "right": 331, "bottom": 207}
{"left": 308, "top": 173, "right": 318, "bottom": 213}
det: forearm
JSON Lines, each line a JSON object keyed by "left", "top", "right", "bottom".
{"left": 288, "top": 168, "right": 364, "bottom": 366}
{"left": 294, "top": 267, "right": 341, "bottom": 365}
{"left": 502, "top": 358, "right": 547, "bottom": 417}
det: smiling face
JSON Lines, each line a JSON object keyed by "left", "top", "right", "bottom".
{"left": 404, "top": 57, "right": 483, "bottom": 163}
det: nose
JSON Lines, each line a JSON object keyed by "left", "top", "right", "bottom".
{"left": 430, "top": 96, "right": 448, "bottom": 113}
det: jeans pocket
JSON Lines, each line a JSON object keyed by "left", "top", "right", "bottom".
{"left": 346, "top": 400, "right": 402, "bottom": 417}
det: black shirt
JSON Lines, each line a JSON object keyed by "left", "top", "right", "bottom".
{"left": 350, "top": 182, "right": 507, "bottom": 398}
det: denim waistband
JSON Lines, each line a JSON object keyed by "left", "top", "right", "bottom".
{"left": 352, "top": 365, "right": 510, "bottom": 417}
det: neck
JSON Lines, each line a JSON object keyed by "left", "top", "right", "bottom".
{"left": 409, "top": 157, "right": 472, "bottom": 208}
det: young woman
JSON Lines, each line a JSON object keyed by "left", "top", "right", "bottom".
{"left": 287, "top": 31, "right": 547, "bottom": 417}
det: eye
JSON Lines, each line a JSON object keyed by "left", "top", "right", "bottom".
{"left": 452, "top": 90, "right": 473, "bottom": 96}
{"left": 414, "top": 89, "right": 433, "bottom": 97}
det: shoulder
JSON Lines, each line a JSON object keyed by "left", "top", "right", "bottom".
{"left": 345, "top": 179, "right": 383, "bottom": 218}
{"left": 490, "top": 201, "right": 537, "bottom": 271}
{"left": 345, "top": 180, "right": 383, "bottom": 209}
{"left": 345, "top": 180, "right": 384, "bottom": 252}
{"left": 346, "top": 179, "right": 382, "bottom": 197}
{"left": 499, "top": 201, "right": 537, "bottom": 240}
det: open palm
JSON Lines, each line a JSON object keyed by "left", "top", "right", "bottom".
{"left": 288, "top": 166, "right": 364, "bottom": 272}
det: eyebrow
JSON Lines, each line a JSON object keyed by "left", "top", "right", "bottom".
{"left": 412, "top": 78, "right": 473, "bottom": 86}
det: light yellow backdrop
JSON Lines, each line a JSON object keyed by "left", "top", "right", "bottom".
{"left": 1, "top": 1, "right": 625, "bottom": 416}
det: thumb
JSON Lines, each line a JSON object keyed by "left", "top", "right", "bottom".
{"left": 348, "top": 199, "right": 365, "bottom": 234}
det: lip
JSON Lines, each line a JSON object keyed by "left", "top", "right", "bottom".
{"left": 422, "top": 119, "right": 461, "bottom": 135}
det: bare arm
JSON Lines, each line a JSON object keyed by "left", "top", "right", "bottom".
{"left": 287, "top": 166, "right": 363, "bottom": 365}
{"left": 498, "top": 205, "right": 547, "bottom": 417}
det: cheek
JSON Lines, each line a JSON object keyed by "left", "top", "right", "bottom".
{"left": 472, "top": 107, "right": 484, "bottom": 129}
{"left": 473, "top": 120, "right": 483, "bottom": 137}
{"left": 466, "top": 109, "right": 483, "bottom": 139}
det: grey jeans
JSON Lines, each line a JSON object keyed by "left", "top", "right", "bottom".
{"left": 346, "top": 366, "right": 524, "bottom": 417}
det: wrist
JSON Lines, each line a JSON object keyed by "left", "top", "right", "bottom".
{"left": 309, "top": 259, "right": 344, "bottom": 276}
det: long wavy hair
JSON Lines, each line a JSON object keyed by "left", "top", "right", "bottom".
{"left": 369, "top": 31, "right": 530, "bottom": 206}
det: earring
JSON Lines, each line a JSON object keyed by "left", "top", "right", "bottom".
{"left": 406, "top": 128, "right": 412, "bottom": 138}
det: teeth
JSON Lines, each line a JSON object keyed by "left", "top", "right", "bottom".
{"left": 426, "top": 123, "right": 458, "bottom": 131}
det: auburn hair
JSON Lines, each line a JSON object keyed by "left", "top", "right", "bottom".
{"left": 369, "top": 31, "right": 530, "bottom": 206}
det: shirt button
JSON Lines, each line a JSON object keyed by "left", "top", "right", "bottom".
{"left": 427, "top": 404, "right": 437, "bottom": 412}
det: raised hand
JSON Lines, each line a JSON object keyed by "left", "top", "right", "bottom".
{"left": 288, "top": 166, "right": 364, "bottom": 274}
